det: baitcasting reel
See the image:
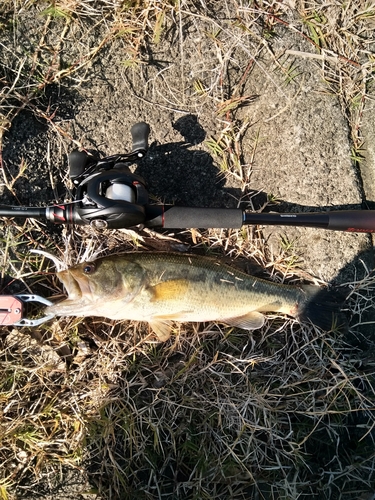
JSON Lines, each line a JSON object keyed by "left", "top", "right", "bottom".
{"left": 57, "top": 122, "right": 151, "bottom": 229}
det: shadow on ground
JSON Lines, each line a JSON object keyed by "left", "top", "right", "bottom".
{"left": 133, "top": 114, "right": 240, "bottom": 208}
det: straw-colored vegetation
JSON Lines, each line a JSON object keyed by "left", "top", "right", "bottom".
{"left": 1, "top": 1, "right": 375, "bottom": 499}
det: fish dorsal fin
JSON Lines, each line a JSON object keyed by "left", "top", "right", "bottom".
{"left": 224, "top": 311, "right": 265, "bottom": 330}
{"left": 149, "top": 320, "right": 173, "bottom": 342}
{"left": 152, "top": 279, "right": 190, "bottom": 301}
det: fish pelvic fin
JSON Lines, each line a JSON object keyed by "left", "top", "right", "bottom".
{"left": 149, "top": 320, "right": 173, "bottom": 342}
{"left": 298, "top": 285, "right": 348, "bottom": 332}
{"left": 224, "top": 311, "right": 265, "bottom": 330}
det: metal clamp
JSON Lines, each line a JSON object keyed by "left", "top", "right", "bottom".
{"left": 0, "top": 294, "right": 55, "bottom": 327}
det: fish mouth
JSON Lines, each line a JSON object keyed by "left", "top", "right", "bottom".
{"left": 57, "top": 269, "right": 93, "bottom": 300}
{"left": 46, "top": 269, "right": 96, "bottom": 317}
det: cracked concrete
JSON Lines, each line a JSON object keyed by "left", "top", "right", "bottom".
{"left": 239, "top": 33, "right": 374, "bottom": 283}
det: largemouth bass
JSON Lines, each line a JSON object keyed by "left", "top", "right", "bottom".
{"left": 46, "top": 252, "right": 345, "bottom": 340}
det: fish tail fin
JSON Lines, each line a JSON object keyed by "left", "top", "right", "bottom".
{"left": 298, "top": 285, "right": 348, "bottom": 332}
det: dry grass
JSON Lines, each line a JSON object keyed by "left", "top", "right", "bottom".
{"left": 1, "top": 1, "right": 375, "bottom": 499}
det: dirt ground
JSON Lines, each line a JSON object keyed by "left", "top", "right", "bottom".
{"left": 1, "top": 1, "right": 375, "bottom": 499}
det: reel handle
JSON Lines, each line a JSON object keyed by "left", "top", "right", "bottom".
{"left": 131, "top": 122, "right": 150, "bottom": 152}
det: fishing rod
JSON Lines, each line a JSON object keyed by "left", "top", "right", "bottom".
{"left": 1, "top": 122, "right": 375, "bottom": 233}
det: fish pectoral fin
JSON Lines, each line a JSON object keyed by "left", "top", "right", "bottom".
{"left": 151, "top": 279, "right": 190, "bottom": 301}
{"left": 149, "top": 320, "right": 173, "bottom": 342}
{"left": 224, "top": 311, "right": 265, "bottom": 330}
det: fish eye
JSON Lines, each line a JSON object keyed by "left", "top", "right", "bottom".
{"left": 83, "top": 263, "right": 96, "bottom": 274}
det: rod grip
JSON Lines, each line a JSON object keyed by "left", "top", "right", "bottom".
{"left": 328, "top": 210, "right": 375, "bottom": 232}
{"left": 131, "top": 122, "right": 150, "bottom": 152}
{"left": 162, "top": 206, "right": 243, "bottom": 229}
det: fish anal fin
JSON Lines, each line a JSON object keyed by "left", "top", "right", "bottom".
{"left": 152, "top": 279, "right": 190, "bottom": 301}
{"left": 149, "top": 320, "right": 173, "bottom": 342}
{"left": 224, "top": 311, "right": 265, "bottom": 330}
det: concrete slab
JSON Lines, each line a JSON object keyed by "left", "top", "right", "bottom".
{"left": 237, "top": 32, "right": 374, "bottom": 282}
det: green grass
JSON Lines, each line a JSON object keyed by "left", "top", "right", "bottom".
{"left": 1, "top": 1, "right": 375, "bottom": 499}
